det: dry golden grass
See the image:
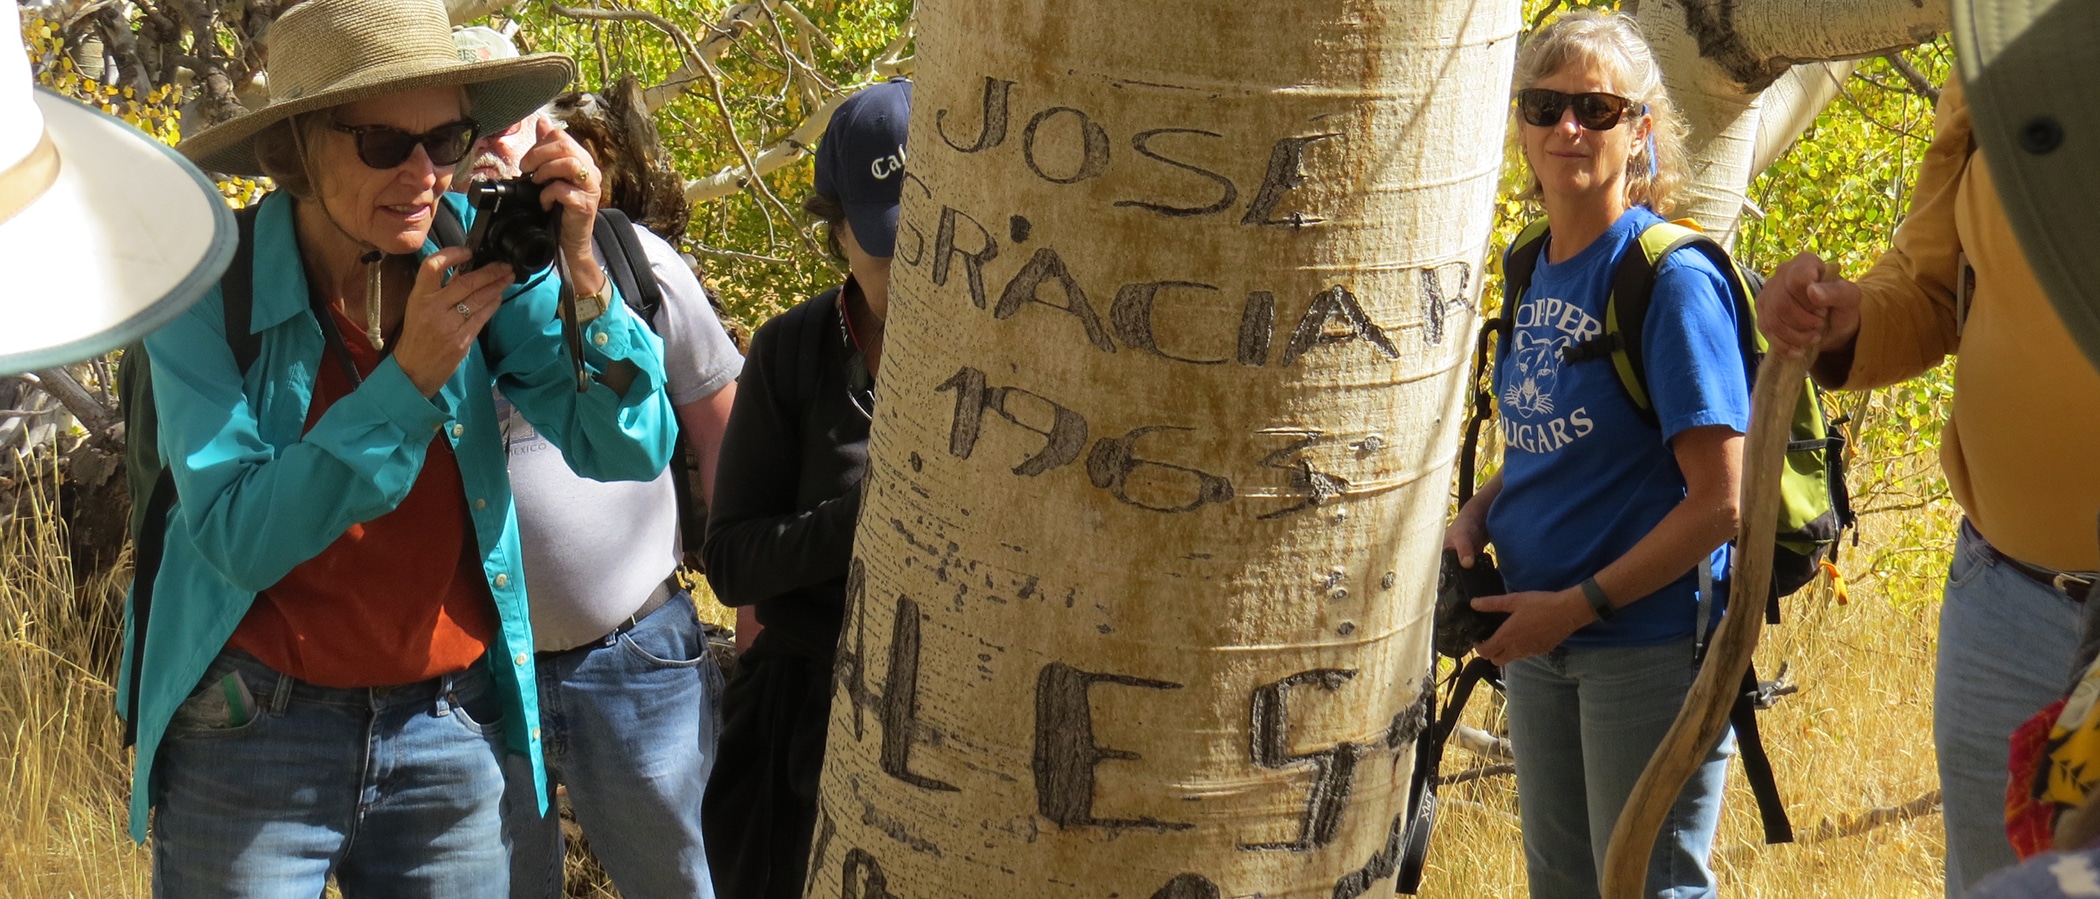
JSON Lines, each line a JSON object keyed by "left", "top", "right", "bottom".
{"left": 0, "top": 460, "right": 151, "bottom": 898}
{"left": 0, "top": 450, "right": 1962, "bottom": 897}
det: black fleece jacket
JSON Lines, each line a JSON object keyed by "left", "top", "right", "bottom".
{"left": 701, "top": 284, "right": 872, "bottom": 659}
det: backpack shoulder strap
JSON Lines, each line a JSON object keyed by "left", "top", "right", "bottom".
{"left": 432, "top": 199, "right": 468, "bottom": 251}
{"left": 589, "top": 210, "right": 699, "bottom": 558}
{"left": 222, "top": 203, "right": 264, "bottom": 373}
{"left": 1579, "top": 221, "right": 1751, "bottom": 430}
{"left": 1460, "top": 219, "right": 1552, "bottom": 505}
{"left": 593, "top": 209, "right": 665, "bottom": 329}
{"left": 125, "top": 199, "right": 263, "bottom": 747}
{"left": 1500, "top": 219, "right": 1552, "bottom": 327}
{"left": 1732, "top": 665, "right": 1796, "bottom": 844}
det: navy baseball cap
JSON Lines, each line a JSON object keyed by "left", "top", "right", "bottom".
{"left": 813, "top": 78, "right": 911, "bottom": 258}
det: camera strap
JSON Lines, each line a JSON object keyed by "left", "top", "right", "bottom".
{"left": 553, "top": 250, "right": 589, "bottom": 393}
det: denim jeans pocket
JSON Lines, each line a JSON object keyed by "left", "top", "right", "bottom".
{"left": 618, "top": 601, "right": 708, "bottom": 670}
{"left": 448, "top": 674, "right": 507, "bottom": 739}
{"left": 168, "top": 665, "right": 266, "bottom": 738}
{"left": 1947, "top": 523, "right": 1992, "bottom": 590}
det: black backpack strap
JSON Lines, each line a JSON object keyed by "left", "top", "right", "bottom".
{"left": 1397, "top": 657, "right": 1499, "bottom": 893}
{"left": 1577, "top": 227, "right": 1759, "bottom": 432}
{"left": 1733, "top": 664, "right": 1795, "bottom": 844}
{"left": 594, "top": 209, "right": 664, "bottom": 326}
{"left": 1458, "top": 318, "right": 1503, "bottom": 509}
{"left": 1589, "top": 236, "right": 1670, "bottom": 430}
{"left": 1500, "top": 220, "right": 1550, "bottom": 328}
{"left": 1462, "top": 222, "right": 1548, "bottom": 507}
{"left": 222, "top": 204, "right": 264, "bottom": 372}
{"left": 125, "top": 201, "right": 263, "bottom": 747}
{"left": 590, "top": 210, "right": 705, "bottom": 560}
{"left": 432, "top": 200, "right": 468, "bottom": 251}
{"left": 123, "top": 471, "right": 177, "bottom": 747}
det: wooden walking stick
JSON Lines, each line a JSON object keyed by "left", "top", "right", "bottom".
{"left": 1598, "top": 274, "right": 1833, "bottom": 898}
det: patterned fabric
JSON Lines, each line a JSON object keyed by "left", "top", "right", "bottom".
{"left": 2011, "top": 657, "right": 2100, "bottom": 858}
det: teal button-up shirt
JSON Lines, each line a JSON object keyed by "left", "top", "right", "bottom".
{"left": 118, "top": 191, "right": 675, "bottom": 840}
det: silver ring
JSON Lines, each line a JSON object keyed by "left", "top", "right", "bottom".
{"left": 453, "top": 302, "right": 472, "bottom": 317}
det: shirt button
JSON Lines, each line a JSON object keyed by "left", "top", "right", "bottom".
{"left": 532, "top": 727, "right": 542, "bottom": 741}
{"left": 474, "top": 498, "right": 487, "bottom": 511}
{"left": 514, "top": 653, "right": 529, "bottom": 666}
{"left": 593, "top": 332, "right": 609, "bottom": 347}
{"left": 451, "top": 423, "right": 466, "bottom": 438}
{"left": 494, "top": 573, "right": 510, "bottom": 588}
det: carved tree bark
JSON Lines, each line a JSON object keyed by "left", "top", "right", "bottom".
{"left": 803, "top": 1, "right": 1517, "bottom": 896}
{"left": 1641, "top": 0, "right": 1948, "bottom": 244}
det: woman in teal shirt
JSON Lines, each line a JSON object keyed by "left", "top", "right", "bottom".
{"left": 120, "top": 2, "right": 674, "bottom": 895}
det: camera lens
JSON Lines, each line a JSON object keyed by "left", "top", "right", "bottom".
{"left": 465, "top": 177, "right": 559, "bottom": 274}
{"left": 497, "top": 222, "right": 560, "bottom": 274}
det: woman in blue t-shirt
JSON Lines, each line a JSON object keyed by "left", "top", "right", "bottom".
{"left": 1441, "top": 11, "right": 1750, "bottom": 898}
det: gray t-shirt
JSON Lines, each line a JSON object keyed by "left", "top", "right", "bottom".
{"left": 497, "top": 225, "right": 742, "bottom": 651}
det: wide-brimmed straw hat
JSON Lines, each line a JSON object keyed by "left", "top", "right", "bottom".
{"left": 0, "top": 5, "right": 234, "bottom": 375}
{"left": 178, "top": 0, "right": 576, "bottom": 176}
{"left": 1953, "top": 0, "right": 2100, "bottom": 368}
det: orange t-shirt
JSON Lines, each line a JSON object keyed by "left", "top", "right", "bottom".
{"left": 228, "top": 305, "right": 495, "bottom": 688}
{"left": 1844, "top": 79, "right": 2100, "bottom": 571}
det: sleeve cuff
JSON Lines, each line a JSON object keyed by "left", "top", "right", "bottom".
{"left": 362, "top": 357, "right": 453, "bottom": 434}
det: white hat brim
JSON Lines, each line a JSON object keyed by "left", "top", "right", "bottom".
{"left": 0, "top": 89, "right": 236, "bottom": 374}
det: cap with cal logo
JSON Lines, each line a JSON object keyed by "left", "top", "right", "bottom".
{"left": 813, "top": 78, "right": 911, "bottom": 258}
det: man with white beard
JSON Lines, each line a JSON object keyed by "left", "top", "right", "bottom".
{"left": 453, "top": 27, "right": 742, "bottom": 899}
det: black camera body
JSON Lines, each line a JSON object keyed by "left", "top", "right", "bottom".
{"left": 1435, "top": 547, "right": 1508, "bottom": 659}
{"left": 463, "top": 177, "right": 561, "bottom": 275}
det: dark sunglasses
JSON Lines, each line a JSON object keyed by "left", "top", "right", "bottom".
{"left": 330, "top": 119, "right": 479, "bottom": 170}
{"left": 1515, "top": 89, "right": 1645, "bottom": 131}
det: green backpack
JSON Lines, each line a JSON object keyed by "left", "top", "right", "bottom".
{"left": 1498, "top": 218, "right": 1856, "bottom": 607}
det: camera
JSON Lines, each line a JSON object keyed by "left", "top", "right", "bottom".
{"left": 1435, "top": 548, "right": 1508, "bottom": 660}
{"left": 463, "top": 177, "right": 560, "bottom": 274}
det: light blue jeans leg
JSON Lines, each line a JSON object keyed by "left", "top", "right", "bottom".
{"left": 503, "top": 594, "right": 722, "bottom": 899}
{"left": 1936, "top": 522, "right": 2084, "bottom": 898}
{"left": 153, "top": 650, "right": 511, "bottom": 899}
{"left": 1504, "top": 637, "right": 1732, "bottom": 899}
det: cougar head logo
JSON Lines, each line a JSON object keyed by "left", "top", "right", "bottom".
{"left": 1503, "top": 330, "right": 1566, "bottom": 419}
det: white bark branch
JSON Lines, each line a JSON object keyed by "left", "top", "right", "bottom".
{"left": 20, "top": 368, "right": 120, "bottom": 448}
{"left": 1750, "top": 61, "right": 1855, "bottom": 179}
{"left": 681, "top": 23, "right": 914, "bottom": 204}
{"left": 1641, "top": 0, "right": 1946, "bottom": 245}
{"left": 639, "top": 2, "right": 773, "bottom": 113}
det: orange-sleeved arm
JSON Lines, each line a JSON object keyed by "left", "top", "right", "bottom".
{"left": 1824, "top": 78, "right": 1972, "bottom": 391}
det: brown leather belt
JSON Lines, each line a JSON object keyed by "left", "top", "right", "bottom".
{"left": 1994, "top": 551, "right": 2096, "bottom": 604}
{"left": 616, "top": 577, "right": 678, "bottom": 635}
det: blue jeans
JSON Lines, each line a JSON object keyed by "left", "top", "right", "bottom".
{"left": 1502, "top": 636, "right": 1733, "bottom": 899}
{"left": 501, "top": 593, "right": 723, "bottom": 899}
{"left": 151, "top": 649, "right": 510, "bottom": 899}
{"left": 1937, "top": 522, "right": 2084, "bottom": 897}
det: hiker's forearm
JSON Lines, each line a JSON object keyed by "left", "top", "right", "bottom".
{"left": 1588, "top": 426, "right": 1743, "bottom": 612}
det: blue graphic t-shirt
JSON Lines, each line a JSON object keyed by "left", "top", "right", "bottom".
{"left": 1486, "top": 206, "right": 1751, "bottom": 648}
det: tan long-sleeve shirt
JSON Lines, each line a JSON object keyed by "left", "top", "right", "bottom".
{"left": 1826, "top": 78, "right": 2100, "bottom": 572}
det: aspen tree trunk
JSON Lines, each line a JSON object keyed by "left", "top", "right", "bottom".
{"left": 1642, "top": 0, "right": 1949, "bottom": 242}
{"left": 804, "top": 1, "right": 1519, "bottom": 896}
